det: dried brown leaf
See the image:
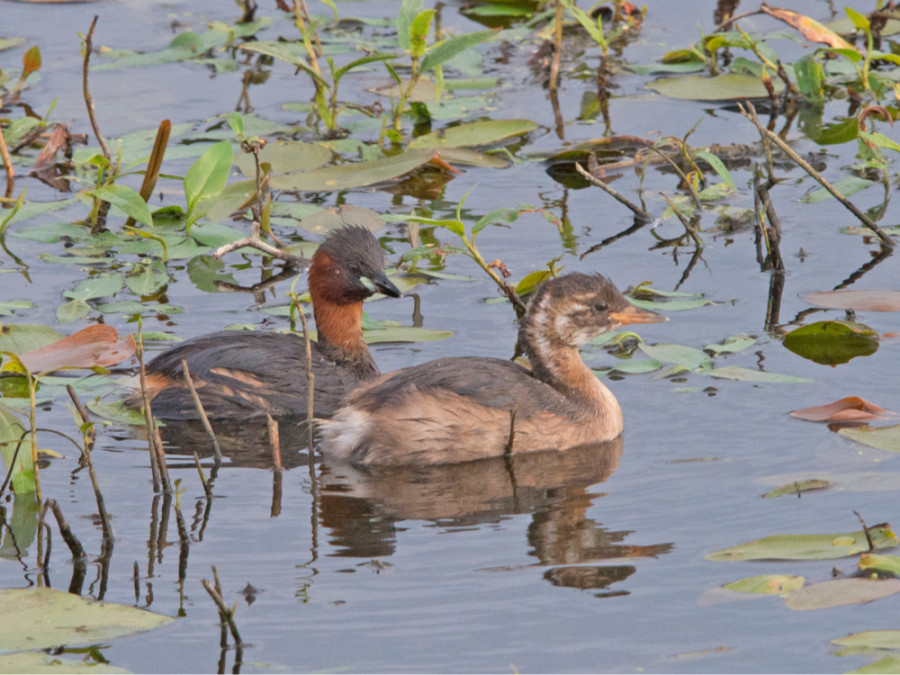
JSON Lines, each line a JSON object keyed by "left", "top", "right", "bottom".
{"left": 19, "top": 324, "right": 136, "bottom": 374}
{"left": 790, "top": 396, "right": 891, "bottom": 423}
{"left": 760, "top": 3, "right": 857, "bottom": 51}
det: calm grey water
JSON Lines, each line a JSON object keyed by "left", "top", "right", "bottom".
{"left": 2, "top": 0, "right": 899, "bottom": 672}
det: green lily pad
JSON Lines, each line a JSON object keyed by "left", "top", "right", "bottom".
{"left": 724, "top": 574, "right": 805, "bottom": 595}
{"left": 704, "top": 335, "right": 756, "bottom": 355}
{"left": 234, "top": 140, "right": 332, "bottom": 176}
{"left": 0, "top": 324, "right": 62, "bottom": 355}
{"left": 702, "top": 366, "right": 812, "bottom": 383}
{"left": 270, "top": 148, "right": 445, "bottom": 192}
{"left": 638, "top": 343, "right": 712, "bottom": 370}
{"left": 801, "top": 175, "right": 873, "bottom": 204}
{"left": 408, "top": 119, "right": 538, "bottom": 149}
{"left": 859, "top": 553, "right": 900, "bottom": 576}
{"left": 647, "top": 73, "right": 784, "bottom": 101}
{"left": 0, "top": 301, "right": 33, "bottom": 317}
{"left": 784, "top": 578, "right": 900, "bottom": 611}
{"left": 87, "top": 399, "right": 155, "bottom": 427}
{"left": 0, "top": 587, "right": 173, "bottom": 653}
{"left": 850, "top": 656, "right": 900, "bottom": 674}
{"left": 706, "top": 525, "right": 898, "bottom": 561}
{"left": 362, "top": 326, "right": 454, "bottom": 344}
{"left": 298, "top": 206, "right": 386, "bottom": 235}
{"left": 604, "top": 359, "right": 663, "bottom": 375}
{"left": 839, "top": 424, "right": 900, "bottom": 452}
{"left": 832, "top": 630, "right": 900, "bottom": 650}
{"left": 62, "top": 273, "right": 124, "bottom": 302}
{"left": 763, "top": 479, "right": 832, "bottom": 498}
{"left": 783, "top": 320, "right": 879, "bottom": 366}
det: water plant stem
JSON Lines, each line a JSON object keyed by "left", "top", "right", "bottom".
{"left": 0, "top": 125, "right": 13, "bottom": 198}
{"left": 575, "top": 161, "right": 653, "bottom": 222}
{"left": 180, "top": 359, "right": 223, "bottom": 466}
{"left": 740, "top": 102, "right": 894, "bottom": 250}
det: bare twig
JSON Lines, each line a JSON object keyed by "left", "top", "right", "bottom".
{"left": 203, "top": 573, "right": 243, "bottom": 647}
{"left": 266, "top": 414, "right": 283, "bottom": 473}
{"left": 81, "top": 16, "right": 111, "bottom": 161}
{"left": 295, "top": 306, "right": 316, "bottom": 465}
{"left": 180, "top": 359, "right": 223, "bottom": 466}
{"left": 739, "top": 101, "right": 894, "bottom": 250}
{"left": 213, "top": 224, "right": 305, "bottom": 264}
{"left": 575, "top": 160, "right": 653, "bottom": 222}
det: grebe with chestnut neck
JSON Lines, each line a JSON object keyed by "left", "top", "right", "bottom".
{"left": 127, "top": 226, "right": 401, "bottom": 420}
{"left": 319, "top": 273, "right": 665, "bottom": 466}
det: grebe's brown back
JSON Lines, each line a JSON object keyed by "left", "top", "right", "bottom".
{"left": 127, "top": 226, "right": 401, "bottom": 421}
{"left": 320, "top": 273, "right": 665, "bottom": 466}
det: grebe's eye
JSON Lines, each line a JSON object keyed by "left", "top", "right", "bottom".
{"left": 593, "top": 301, "right": 609, "bottom": 313}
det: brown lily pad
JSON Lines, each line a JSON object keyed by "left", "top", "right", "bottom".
{"left": 800, "top": 289, "right": 900, "bottom": 312}
{"left": 791, "top": 396, "right": 892, "bottom": 423}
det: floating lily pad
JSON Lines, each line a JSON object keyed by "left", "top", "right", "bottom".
{"left": 270, "top": 148, "right": 447, "bottom": 192}
{"left": 839, "top": 424, "right": 900, "bottom": 452}
{"left": 62, "top": 273, "right": 124, "bottom": 302}
{"left": 234, "top": 140, "right": 332, "bottom": 176}
{"left": 638, "top": 343, "right": 712, "bottom": 370}
{"left": 832, "top": 630, "right": 900, "bottom": 650}
{"left": 299, "top": 206, "right": 386, "bottom": 235}
{"left": 647, "top": 73, "right": 784, "bottom": 101}
{"left": 605, "top": 359, "right": 663, "bottom": 375}
{"left": 0, "top": 586, "right": 173, "bottom": 653}
{"left": 87, "top": 399, "right": 155, "bottom": 427}
{"left": 706, "top": 525, "right": 898, "bottom": 561}
{"left": 362, "top": 326, "right": 454, "bottom": 344}
{"left": 763, "top": 479, "right": 832, "bottom": 498}
{"left": 859, "top": 553, "right": 900, "bottom": 576}
{"left": 783, "top": 320, "right": 879, "bottom": 366}
{"left": 784, "top": 578, "right": 900, "bottom": 611}
{"left": 800, "top": 290, "right": 900, "bottom": 313}
{"left": 0, "top": 652, "right": 127, "bottom": 674}
{"left": 704, "top": 335, "right": 756, "bottom": 355}
{"left": 0, "top": 324, "right": 63, "bottom": 355}
{"left": 14, "top": 325, "right": 135, "bottom": 374}
{"left": 408, "top": 119, "right": 538, "bottom": 149}
{"left": 850, "top": 656, "right": 900, "bottom": 674}
{"left": 791, "top": 396, "right": 891, "bottom": 423}
{"left": 724, "top": 574, "right": 805, "bottom": 595}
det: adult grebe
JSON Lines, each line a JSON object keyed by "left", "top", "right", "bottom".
{"left": 319, "top": 273, "right": 665, "bottom": 465}
{"left": 127, "top": 226, "right": 401, "bottom": 420}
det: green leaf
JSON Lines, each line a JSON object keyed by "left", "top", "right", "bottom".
{"left": 705, "top": 525, "right": 898, "bottom": 561}
{"left": 92, "top": 184, "right": 153, "bottom": 227}
{"left": 87, "top": 399, "right": 157, "bottom": 426}
{"left": 409, "top": 119, "right": 537, "bottom": 149}
{"left": 0, "top": 300, "right": 33, "bottom": 316}
{"left": 515, "top": 270, "right": 552, "bottom": 296}
{"left": 184, "top": 140, "right": 233, "bottom": 218}
{"left": 839, "top": 424, "right": 900, "bottom": 452}
{"left": 0, "top": 406, "right": 34, "bottom": 495}
{"left": 794, "top": 53, "right": 823, "bottom": 100}
{"left": 859, "top": 553, "right": 900, "bottom": 576}
{"left": 638, "top": 343, "right": 712, "bottom": 370}
{"left": 832, "top": 630, "right": 900, "bottom": 650}
{"left": 801, "top": 175, "right": 873, "bottom": 203}
{"left": 783, "top": 320, "right": 879, "bottom": 365}
{"left": 704, "top": 335, "right": 755, "bottom": 355}
{"left": 846, "top": 7, "right": 870, "bottom": 32}
{"left": 703, "top": 366, "right": 812, "bottom": 383}
{"left": 850, "top": 656, "right": 900, "bottom": 674}
{"left": 397, "top": 0, "right": 423, "bottom": 52}
{"left": 420, "top": 30, "right": 497, "bottom": 73}
{"left": 763, "top": 479, "right": 832, "bottom": 498}
{"left": 0, "top": 586, "right": 174, "bottom": 652}
{"left": 694, "top": 150, "right": 735, "bottom": 189}
{"left": 647, "top": 73, "right": 784, "bottom": 101}
{"left": 860, "top": 130, "right": 900, "bottom": 154}
{"left": 0, "top": 324, "right": 63, "bottom": 354}
{"left": 63, "top": 273, "right": 124, "bottom": 302}
{"left": 606, "top": 359, "right": 662, "bottom": 375}
{"left": 56, "top": 300, "right": 91, "bottom": 324}
{"left": 362, "top": 325, "right": 454, "bottom": 344}
{"left": 409, "top": 10, "right": 435, "bottom": 59}
{"left": 474, "top": 207, "right": 521, "bottom": 235}
{"left": 723, "top": 575, "right": 805, "bottom": 595}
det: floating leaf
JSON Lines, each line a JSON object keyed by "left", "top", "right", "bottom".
{"left": 849, "top": 656, "right": 900, "bottom": 674}
{"left": 0, "top": 324, "right": 63, "bottom": 355}
{"left": 724, "top": 574, "right": 805, "bottom": 595}
{"left": 763, "top": 479, "right": 832, "bottom": 498}
{"left": 299, "top": 206, "right": 386, "bottom": 235}
{"left": 759, "top": 471, "right": 900, "bottom": 494}
{"left": 704, "top": 335, "right": 756, "bottom": 355}
{"left": 791, "top": 396, "right": 891, "bottom": 423}
{"left": 702, "top": 366, "right": 812, "bottom": 383}
{"left": 783, "top": 320, "right": 879, "bottom": 366}
{"left": 859, "top": 553, "right": 900, "bottom": 576}
{"left": 62, "top": 273, "right": 124, "bottom": 302}
{"left": 56, "top": 300, "right": 91, "bottom": 324}
{"left": 638, "top": 343, "right": 712, "bottom": 370}
{"left": 234, "top": 140, "right": 332, "bottom": 176}
{"left": 270, "top": 148, "right": 449, "bottom": 191}
{"left": 362, "top": 326, "right": 454, "bottom": 344}
{"left": 647, "top": 73, "right": 783, "bottom": 101}
{"left": 784, "top": 578, "right": 900, "bottom": 611}
{"left": 801, "top": 175, "right": 873, "bottom": 203}
{"left": 515, "top": 270, "right": 552, "bottom": 296}
{"left": 839, "top": 424, "right": 900, "bottom": 453}
{"left": 800, "top": 289, "right": 900, "bottom": 313}
{"left": 87, "top": 399, "right": 155, "bottom": 427}
{"left": 409, "top": 119, "right": 537, "bottom": 149}
{"left": 605, "top": 359, "right": 662, "bottom": 375}
{"left": 0, "top": 587, "right": 173, "bottom": 652}
{"left": 15, "top": 325, "right": 135, "bottom": 374}
{"left": 832, "top": 630, "right": 900, "bottom": 650}
{"left": 420, "top": 29, "right": 497, "bottom": 73}
{"left": 0, "top": 300, "right": 33, "bottom": 317}
{"left": 705, "top": 525, "right": 897, "bottom": 561}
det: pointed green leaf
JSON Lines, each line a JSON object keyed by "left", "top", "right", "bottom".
{"left": 706, "top": 525, "right": 898, "bottom": 561}
{"left": 638, "top": 343, "right": 712, "bottom": 370}
{"left": 839, "top": 424, "right": 900, "bottom": 452}
{"left": 785, "top": 578, "right": 900, "bottom": 611}
{"left": 723, "top": 574, "right": 805, "bottom": 595}
{"left": 184, "top": 140, "right": 233, "bottom": 216}
{"left": 93, "top": 184, "right": 153, "bottom": 227}
{"left": 703, "top": 366, "right": 812, "bottom": 383}
{"left": 420, "top": 30, "right": 496, "bottom": 73}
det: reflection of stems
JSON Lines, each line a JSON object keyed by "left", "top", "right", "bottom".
{"left": 752, "top": 166, "right": 785, "bottom": 273}
{"left": 549, "top": 0, "right": 563, "bottom": 92}
{"left": 41, "top": 500, "right": 87, "bottom": 576}
{"left": 193, "top": 452, "right": 214, "bottom": 500}
{"left": 660, "top": 193, "right": 703, "bottom": 250}
{"left": 203, "top": 568, "right": 243, "bottom": 647}
{"left": 739, "top": 102, "right": 894, "bottom": 250}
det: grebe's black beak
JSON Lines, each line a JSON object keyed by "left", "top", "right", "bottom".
{"left": 364, "top": 270, "right": 403, "bottom": 298}
{"left": 609, "top": 304, "right": 667, "bottom": 326}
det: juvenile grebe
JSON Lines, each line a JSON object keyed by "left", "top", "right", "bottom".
{"left": 320, "top": 273, "right": 665, "bottom": 466}
{"left": 127, "top": 226, "right": 401, "bottom": 420}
